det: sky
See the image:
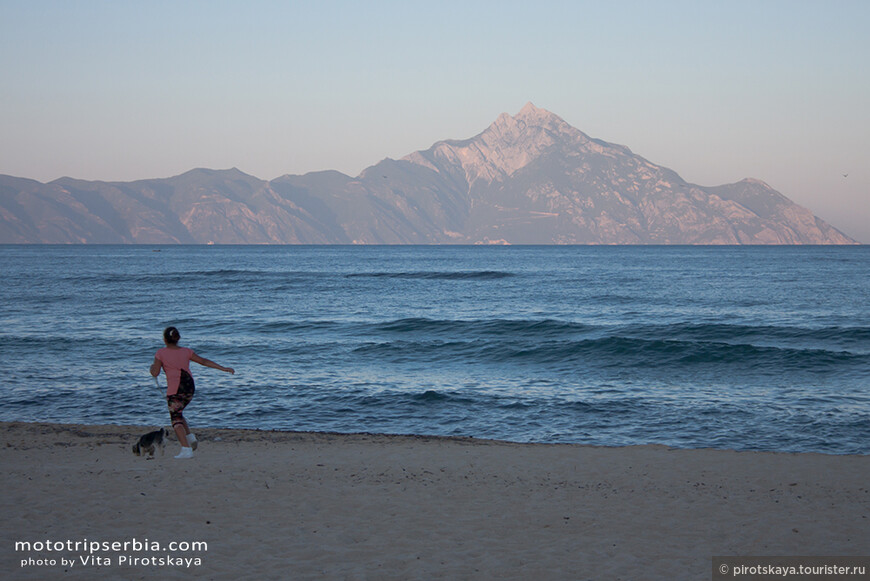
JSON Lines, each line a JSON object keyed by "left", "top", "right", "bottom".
{"left": 1, "top": 0, "right": 868, "bottom": 241}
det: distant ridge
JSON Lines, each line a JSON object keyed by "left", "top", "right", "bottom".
{"left": 0, "top": 104, "right": 857, "bottom": 244}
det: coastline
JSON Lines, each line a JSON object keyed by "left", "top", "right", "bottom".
{"left": 2, "top": 421, "right": 868, "bottom": 580}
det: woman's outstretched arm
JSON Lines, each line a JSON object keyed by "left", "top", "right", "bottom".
{"left": 191, "top": 352, "right": 235, "bottom": 374}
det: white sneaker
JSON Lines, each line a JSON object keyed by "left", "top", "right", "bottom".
{"left": 174, "top": 447, "right": 194, "bottom": 459}
{"left": 187, "top": 434, "right": 198, "bottom": 450}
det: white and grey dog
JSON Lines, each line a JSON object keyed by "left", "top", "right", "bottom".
{"left": 132, "top": 428, "right": 171, "bottom": 458}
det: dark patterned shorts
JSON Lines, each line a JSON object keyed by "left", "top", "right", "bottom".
{"left": 167, "top": 370, "right": 195, "bottom": 428}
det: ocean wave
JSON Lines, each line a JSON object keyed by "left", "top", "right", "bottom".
{"left": 65, "top": 269, "right": 324, "bottom": 286}
{"left": 283, "top": 388, "right": 480, "bottom": 417}
{"left": 351, "top": 335, "right": 867, "bottom": 374}
{"left": 256, "top": 320, "right": 344, "bottom": 334}
{"left": 62, "top": 268, "right": 518, "bottom": 285}
{"left": 345, "top": 271, "right": 515, "bottom": 280}
{"left": 629, "top": 322, "right": 870, "bottom": 349}
{"left": 372, "top": 317, "right": 595, "bottom": 337}
{"left": 409, "top": 389, "right": 476, "bottom": 404}
{"left": 360, "top": 318, "right": 869, "bottom": 354}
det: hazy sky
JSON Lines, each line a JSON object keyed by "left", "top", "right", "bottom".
{"left": 1, "top": 0, "right": 868, "bottom": 241}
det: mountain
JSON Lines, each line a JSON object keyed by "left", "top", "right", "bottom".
{"left": 0, "top": 103, "right": 857, "bottom": 244}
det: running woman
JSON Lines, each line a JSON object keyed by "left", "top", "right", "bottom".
{"left": 150, "top": 326, "right": 235, "bottom": 459}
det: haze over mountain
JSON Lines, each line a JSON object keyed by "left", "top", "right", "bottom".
{"left": 0, "top": 103, "right": 856, "bottom": 244}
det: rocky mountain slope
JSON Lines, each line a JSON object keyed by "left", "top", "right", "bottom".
{"left": 0, "top": 103, "right": 856, "bottom": 244}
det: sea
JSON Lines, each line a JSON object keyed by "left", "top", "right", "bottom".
{"left": 1, "top": 245, "right": 868, "bottom": 455}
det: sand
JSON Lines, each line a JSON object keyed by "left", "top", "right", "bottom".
{"left": 1, "top": 421, "right": 868, "bottom": 580}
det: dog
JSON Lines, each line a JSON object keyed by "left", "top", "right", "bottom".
{"left": 132, "top": 428, "right": 171, "bottom": 458}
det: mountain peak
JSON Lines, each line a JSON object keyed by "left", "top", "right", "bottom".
{"left": 514, "top": 101, "right": 558, "bottom": 124}
{"left": 403, "top": 103, "right": 588, "bottom": 185}
{"left": 491, "top": 102, "right": 565, "bottom": 133}
{"left": 518, "top": 101, "right": 540, "bottom": 115}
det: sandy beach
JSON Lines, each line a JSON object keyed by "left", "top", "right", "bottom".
{"left": 1, "top": 421, "right": 868, "bottom": 580}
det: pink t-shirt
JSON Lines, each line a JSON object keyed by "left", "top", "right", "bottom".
{"left": 155, "top": 347, "right": 194, "bottom": 396}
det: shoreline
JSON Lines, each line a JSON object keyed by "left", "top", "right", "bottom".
{"left": 3, "top": 421, "right": 869, "bottom": 580}
{"left": 2, "top": 419, "right": 865, "bottom": 457}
